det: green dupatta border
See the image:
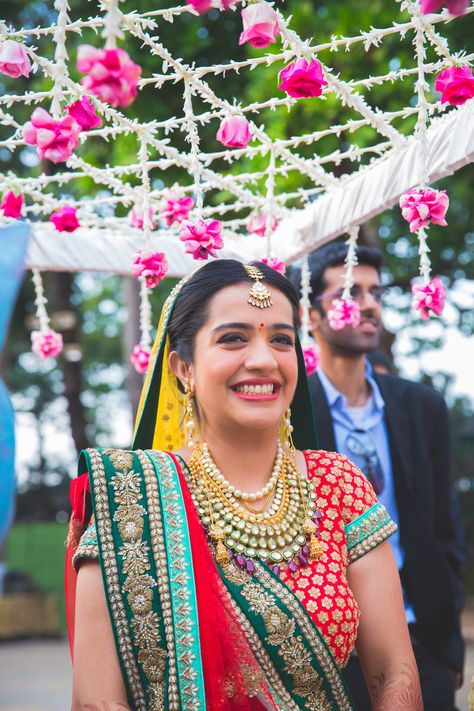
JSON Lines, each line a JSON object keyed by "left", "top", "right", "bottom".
{"left": 80, "top": 447, "right": 206, "bottom": 711}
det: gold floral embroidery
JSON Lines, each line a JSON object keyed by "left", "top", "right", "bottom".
{"left": 263, "top": 606, "right": 296, "bottom": 646}
{"left": 104, "top": 449, "right": 134, "bottom": 470}
{"left": 280, "top": 637, "right": 312, "bottom": 674}
{"left": 241, "top": 582, "right": 276, "bottom": 615}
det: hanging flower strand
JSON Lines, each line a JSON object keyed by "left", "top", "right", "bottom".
{"left": 30, "top": 269, "right": 63, "bottom": 360}
{"left": 327, "top": 226, "right": 361, "bottom": 331}
{"left": 300, "top": 256, "right": 320, "bottom": 375}
{"left": 130, "top": 280, "right": 152, "bottom": 374}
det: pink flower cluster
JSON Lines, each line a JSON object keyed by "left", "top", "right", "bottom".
{"left": 279, "top": 57, "right": 327, "bottom": 99}
{"left": 247, "top": 211, "right": 278, "bottom": 236}
{"left": 421, "top": 0, "right": 468, "bottom": 15}
{"left": 132, "top": 250, "right": 168, "bottom": 289}
{"left": 77, "top": 45, "right": 142, "bottom": 108}
{"left": 130, "top": 205, "right": 156, "bottom": 231}
{"left": 0, "top": 40, "right": 32, "bottom": 78}
{"left": 50, "top": 206, "right": 80, "bottom": 232}
{"left": 23, "top": 108, "right": 80, "bottom": 164}
{"left": 0, "top": 190, "right": 23, "bottom": 219}
{"left": 179, "top": 218, "right": 224, "bottom": 260}
{"left": 412, "top": 277, "right": 446, "bottom": 320}
{"left": 399, "top": 188, "right": 449, "bottom": 233}
{"left": 303, "top": 344, "right": 320, "bottom": 376}
{"left": 327, "top": 298, "right": 361, "bottom": 331}
{"left": 65, "top": 96, "right": 102, "bottom": 131}
{"left": 160, "top": 190, "right": 194, "bottom": 227}
{"left": 239, "top": 3, "right": 280, "bottom": 49}
{"left": 186, "top": 0, "right": 235, "bottom": 14}
{"left": 31, "top": 329, "right": 63, "bottom": 360}
{"left": 260, "top": 257, "right": 286, "bottom": 275}
{"left": 435, "top": 65, "right": 474, "bottom": 106}
{"left": 130, "top": 344, "right": 151, "bottom": 374}
{"left": 216, "top": 116, "right": 251, "bottom": 148}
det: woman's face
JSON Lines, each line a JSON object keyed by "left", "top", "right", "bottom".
{"left": 172, "top": 283, "right": 298, "bottom": 441}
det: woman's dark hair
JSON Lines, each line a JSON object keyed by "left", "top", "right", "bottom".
{"left": 168, "top": 259, "right": 301, "bottom": 364}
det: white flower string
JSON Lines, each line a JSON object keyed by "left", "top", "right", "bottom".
{"left": 139, "top": 278, "right": 152, "bottom": 351}
{"left": 299, "top": 257, "right": 312, "bottom": 348}
{"left": 0, "top": 0, "right": 470, "bottom": 282}
{"left": 32, "top": 268, "right": 51, "bottom": 333}
{"left": 341, "top": 225, "right": 360, "bottom": 301}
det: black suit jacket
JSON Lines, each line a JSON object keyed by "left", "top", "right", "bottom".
{"left": 309, "top": 371, "right": 465, "bottom": 673}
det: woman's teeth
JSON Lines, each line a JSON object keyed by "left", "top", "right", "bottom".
{"left": 235, "top": 383, "right": 275, "bottom": 395}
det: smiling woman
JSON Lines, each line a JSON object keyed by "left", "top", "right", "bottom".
{"left": 66, "top": 260, "right": 422, "bottom": 711}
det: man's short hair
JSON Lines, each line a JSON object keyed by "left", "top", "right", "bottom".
{"left": 308, "top": 242, "right": 384, "bottom": 302}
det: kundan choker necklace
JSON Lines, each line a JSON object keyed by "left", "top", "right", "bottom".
{"left": 187, "top": 443, "right": 323, "bottom": 576}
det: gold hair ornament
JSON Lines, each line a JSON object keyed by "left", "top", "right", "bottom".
{"left": 244, "top": 265, "right": 273, "bottom": 309}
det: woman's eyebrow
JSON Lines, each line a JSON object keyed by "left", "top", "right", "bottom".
{"left": 211, "top": 322, "right": 295, "bottom": 335}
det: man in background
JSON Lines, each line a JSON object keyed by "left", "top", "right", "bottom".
{"left": 303, "top": 242, "right": 465, "bottom": 711}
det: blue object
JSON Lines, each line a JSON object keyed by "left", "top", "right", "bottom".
{"left": 0, "top": 223, "right": 31, "bottom": 547}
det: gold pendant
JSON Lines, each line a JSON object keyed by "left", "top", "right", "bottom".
{"left": 248, "top": 281, "right": 273, "bottom": 309}
{"left": 309, "top": 534, "right": 324, "bottom": 561}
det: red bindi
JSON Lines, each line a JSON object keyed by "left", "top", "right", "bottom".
{"left": 259, "top": 322, "right": 265, "bottom": 329}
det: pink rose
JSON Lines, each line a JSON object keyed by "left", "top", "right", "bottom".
{"left": 130, "top": 205, "right": 156, "bottom": 231}
{"left": 327, "top": 298, "right": 361, "bottom": 331}
{"left": 179, "top": 218, "right": 224, "bottom": 260}
{"left": 421, "top": 0, "right": 468, "bottom": 15}
{"left": 239, "top": 3, "right": 280, "bottom": 49}
{"left": 65, "top": 96, "right": 102, "bottom": 131}
{"left": 303, "top": 344, "right": 320, "bottom": 376}
{"left": 160, "top": 190, "right": 194, "bottom": 227}
{"left": 186, "top": 0, "right": 213, "bottom": 12}
{"left": 247, "top": 211, "right": 278, "bottom": 236}
{"left": 216, "top": 116, "right": 251, "bottom": 148}
{"left": 77, "top": 45, "right": 141, "bottom": 108}
{"left": 399, "top": 188, "right": 449, "bottom": 233}
{"left": 0, "top": 190, "right": 23, "bottom": 218}
{"left": 260, "top": 257, "right": 286, "bottom": 275}
{"left": 412, "top": 277, "right": 446, "bottom": 320}
{"left": 278, "top": 57, "right": 327, "bottom": 99}
{"left": 31, "top": 329, "right": 63, "bottom": 360}
{"left": 0, "top": 40, "right": 32, "bottom": 79}
{"left": 435, "top": 65, "right": 474, "bottom": 106}
{"left": 130, "top": 344, "right": 151, "bottom": 374}
{"left": 23, "top": 108, "right": 80, "bottom": 163}
{"left": 50, "top": 206, "right": 80, "bottom": 232}
{"left": 132, "top": 250, "right": 168, "bottom": 289}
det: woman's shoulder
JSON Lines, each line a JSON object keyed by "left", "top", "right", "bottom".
{"left": 303, "top": 448, "right": 353, "bottom": 477}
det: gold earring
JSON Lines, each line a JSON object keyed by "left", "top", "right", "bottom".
{"left": 283, "top": 407, "right": 296, "bottom": 458}
{"left": 184, "top": 381, "right": 197, "bottom": 448}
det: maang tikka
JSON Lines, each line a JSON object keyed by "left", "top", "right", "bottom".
{"left": 244, "top": 265, "right": 273, "bottom": 309}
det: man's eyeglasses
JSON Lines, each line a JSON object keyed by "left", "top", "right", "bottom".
{"left": 345, "top": 429, "right": 385, "bottom": 495}
{"left": 313, "top": 285, "right": 389, "bottom": 304}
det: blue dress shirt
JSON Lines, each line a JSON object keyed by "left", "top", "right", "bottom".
{"left": 317, "top": 363, "right": 416, "bottom": 623}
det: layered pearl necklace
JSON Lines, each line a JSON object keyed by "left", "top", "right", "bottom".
{"left": 187, "top": 442, "right": 323, "bottom": 576}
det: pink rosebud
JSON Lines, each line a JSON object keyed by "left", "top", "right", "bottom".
{"left": 23, "top": 108, "right": 80, "bottom": 163}
{"left": 65, "top": 96, "right": 102, "bottom": 131}
{"left": 278, "top": 57, "right": 327, "bottom": 99}
{"left": 130, "top": 344, "right": 151, "bottom": 374}
{"left": 399, "top": 188, "right": 449, "bottom": 233}
{"left": 260, "top": 257, "right": 286, "bottom": 275}
{"left": 160, "top": 190, "right": 194, "bottom": 227}
{"left": 186, "top": 0, "right": 213, "bottom": 12}
{"left": 50, "top": 206, "right": 80, "bottom": 232}
{"left": 303, "top": 344, "right": 320, "bottom": 376}
{"left": 0, "top": 190, "right": 23, "bottom": 218}
{"left": 0, "top": 40, "right": 32, "bottom": 79}
{"left": 216, "top": 116, "right": 252, "bottom": 148}
{"left": 246, "top": 211, "right": 278, "bottom": 237}
{"left": 412, "top": 277, "right": 446, "bottom": 320}
{"left": 327, "top": 298, "right": 361, "bottom": 331}
{"left": 130, "top": 205, "right": 156, "bottom": 231}
{"left": 179, "top": 218, "right": 224, "bottom": 260}
{"left": 31, "top": 329, "right": 63, "bottom": 360}
{"left": 239, "top": 3, "right": 280, "bottom": 49}
{"left": 421, "top": 0, "right": 468, "bottom": 15}
{"left": 435, "top": 65, "right": 474, "bottom": 106}
{"left": 77, "top": 45, "right": 142, "bottom": 109}
{"left": 132, "top": 250, "right": 168, "bottom": 289}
